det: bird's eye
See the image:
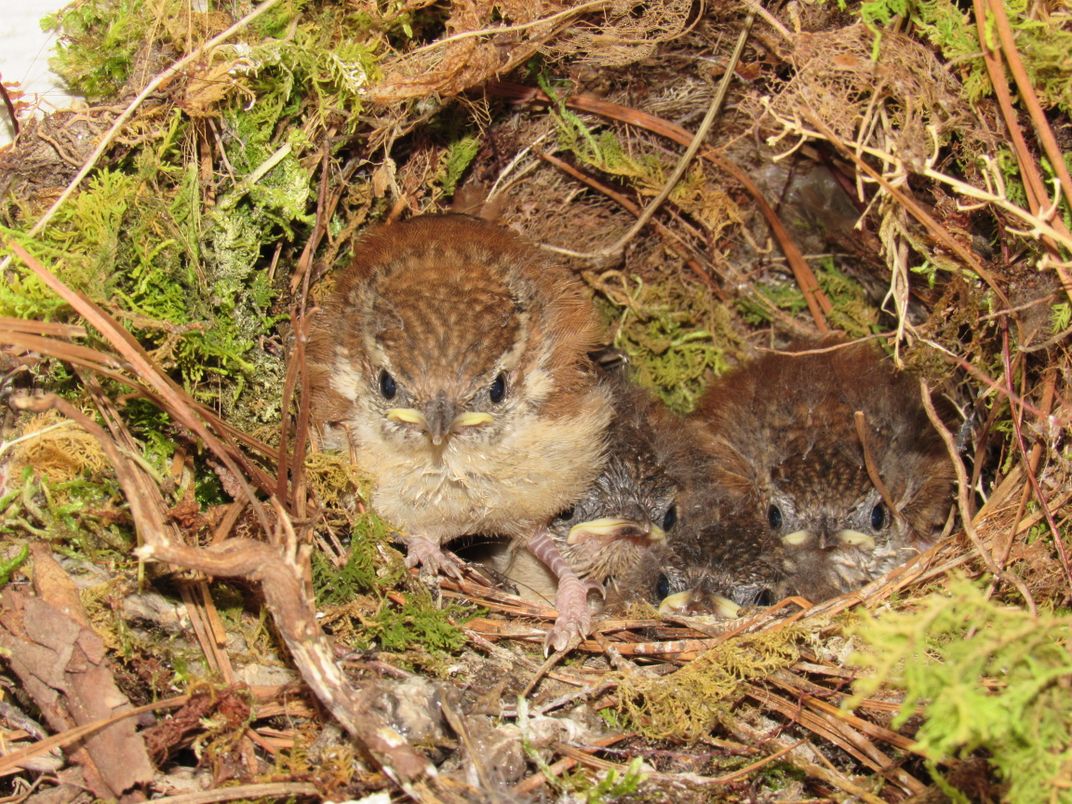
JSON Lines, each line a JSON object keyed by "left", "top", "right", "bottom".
{"left": 754, "top": 588, "right": 774, "bottom": 607}
{"left": 655, "top": 573, "right": 671, "bottom": 600}
{"left": 661, "top": 504, "right": 677, "bottom": 531}
{"left": 555, "top": 506, "right": 575, "bottom": 522}
{"left": 489, "top": 373, "right": 507, "bottom": 404}
{"left": 379, "top": 369, "right": 397, "bottom": 400}
{"left": 870, "top": 503, "right": 887, "bottom": 530}
{"left": 767, "top": 504, "right": 783, "bottom": 530}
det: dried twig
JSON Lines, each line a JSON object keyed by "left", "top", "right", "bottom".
{"left": 853, "top": 410, "right": 902, "bottom": 526}
{"left": 999, "top": 324, "right": 1072, "bottom": 592}
{"left": 9, "top": 392, "right": 435, "bottom": 794}
{"left": 918, "top": 379, "right": 1037, "bottom": 615}
{"left": 490, "top": 74, "right": 835, "bottom": 334}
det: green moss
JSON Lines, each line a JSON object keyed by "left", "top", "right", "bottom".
{"left": 737, "top": 258, "right": 879, "bottom": 338}
{"left": 848, "top": 576, "right": 1072, "bottom": 803}
{"left": 42, "top": 0, "right": 155, "bottom": 100}
{"left": 613, "top": 626, "right": 803, "bottom": 740}
{"left": 312, "top": 511, "right": 404, "bottom": 604}
{"left": 433, "top": 135, "right": 481, "bottom": 200}
{"left": 559, "top": 757, "right": 646, "bottom": 803}
{"left": 0, "top": 545, "right": 30, "bottom": 587}
{"left": 1051, "top": 302, "right": 1071, "bottom": 333}
{"left": 596, "top": 275, "right": 738, "bottom": 413}
{"left": 858, "top": 0, "right": 1072, "bottom": 116}
{"left": 0, "top": 471, "right": 130, "bottom": 558}
{"left": 362, "top": 590, "right": 472, "bottom": 654}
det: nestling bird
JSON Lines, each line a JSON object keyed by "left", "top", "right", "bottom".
{"left": 686, "top": 342, "right": 955, "bottom": 602}
{"left": 612, "top": 537, "right": 782, "bottom": 617}
{"left": 491, "top": 369, "right": 682, "bottom": 608}
{"left": 306, "top": 215, "right": 613, "bottom": 650}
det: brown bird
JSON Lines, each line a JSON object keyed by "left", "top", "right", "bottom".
{"left": 686, "top": 342, "right": 955, "bottom": 602}
{"left": 612, "top": 540, "right": 778, "bottom": 617}
{"left": 492, "top": 371, "right": 682, "bottom": 611}
{"left": 306, "top": 214, "right": 613, "bottom": 650}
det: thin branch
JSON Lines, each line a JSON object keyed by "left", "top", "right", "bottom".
{"left": 918, "top": 378, "right": 1037, "bottom": 616}
{"left": 490, "top": 78, "right": 835, "bottom": 333}
{"left": 999, "top": 323, "right": 1072, "bottom": 592}
{"left": 541, "top": 10, "right": 755, "bottom": 267}
{"left": 853, "top": 411, "right": 902, "bottom": 527}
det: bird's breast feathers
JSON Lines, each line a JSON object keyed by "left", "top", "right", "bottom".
{"left": 354, "top": 392, "right": 610, "bottom": 540}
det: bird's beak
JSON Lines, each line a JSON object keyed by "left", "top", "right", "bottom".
{"left": 780, "top": 528, "right": 876, "bottom": 550}
{"left": 386, "top": 408, "right": 427, "bottom": 426}
{"left": 658, "top": 589, "right": 741, "bottom": 618}
{"left": 421, "top": 393, "right": 455, "bottom": 446}
{"left": 452, "top": 411, "right": 494, "bottom": 429}
{"left": 387, "top": 403, "right": 493, "bottom": 445}
{"left": 835, "top": 529, "right": 876, "bottom": 548}
{"left": 566, "top": 517, "right": 666, "bottom": 546}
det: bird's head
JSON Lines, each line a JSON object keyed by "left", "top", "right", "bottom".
{"left": 550, "top": 448, "right": 679, "bottom": 581}
{"left": 312, "top": 215, "right": 602, "bottom": 452}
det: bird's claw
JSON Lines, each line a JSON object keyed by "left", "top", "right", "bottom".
{"left": 544, "top": 574, "right": 599, "bottom": 655}
{"left": 403, "top": 536, "right": 466, "bottom": 582}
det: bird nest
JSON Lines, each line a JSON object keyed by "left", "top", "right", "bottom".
{"left": 1, "top": 0, "right": 1070, "bottom": 801}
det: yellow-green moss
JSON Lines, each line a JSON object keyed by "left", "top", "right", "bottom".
{"left": 613, "top": 625, "right": 804, "bottom": 741}
{"left": 848, "top": 576, "right": 1072, "bottom": 803}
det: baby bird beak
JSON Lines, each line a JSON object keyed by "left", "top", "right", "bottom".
{"left": 385, "top": 402, "right": 494, "bottom": 445}
{"left": 780, "top": 528, "right": 876, "bottom": 549}
{"left": 452, "top": 411, "right": 494, "bottom": 428}
{"left": 835, "top": 529, "right": 876, "bottom": 548}
{"left": 658, "top": 588, "right": 741, "bottom": 618}
{"left": 386, "top": 407, "right": 427, "bottom": 427}
{"left": 566, "top": 517, "right": 667, "bottom": 547}
{"left": 423, "top": 393, "right": 455, "bottom": 446}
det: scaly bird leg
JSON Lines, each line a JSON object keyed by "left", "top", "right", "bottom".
{"left": 527, "top": 527, "right": 603, "bottom": 653}
{"left": 403, "top": 534, "right": 465, "bottom": 581}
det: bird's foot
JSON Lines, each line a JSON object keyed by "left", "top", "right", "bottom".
{"left": 527, "top": 527, "right": 602, "bottom": 653}
{"left": 545, "top": 573, "right": 603, "bottom": 653}
{"left": 403, "top": 535, "right": 465, "bottom": 582}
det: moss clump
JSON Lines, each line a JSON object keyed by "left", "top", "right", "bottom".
{"left": 859, "top": 0, "right": 1072, "bottom": 115}
{"left": 361, "top": 590, "right": 472, "bottom": 654}
{"left": 613, "top": 625, "right": 804, "bottom": 740}
{"left": 738, "top": 258, "right": 880, "bottom": 338}
{"left": 849, "top": 576, "right": 1072, "bottom": 803}
{"left": 312, "top": 510, "right": 403, "bottom": 604}
{"left": 8, "top": 410, "right": 108, "bottom": 483}
{"left": 304, "top": 450, "right": 369, "bottom": 512}
{"left": 1, "top": 469, "right": 130, "bottom": 558}
{"left": 595, "top": 273, "right": 738, "bottom": 413}
{"left": 42, "top": 0, "right": 160, "bottom": 100}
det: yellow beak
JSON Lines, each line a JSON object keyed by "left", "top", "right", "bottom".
{"left": 566, "top": 517, "right": 666, "bottom": 545}
{"left": 658, "top": 589, "right": 741, "bottom": 618}
{"left": 386, "top": 407, "right": 427, "bottom": 426}
{"left": 386, "top": 408, "right": 494, "bottom": 440}
{"left": 452, "top": 411, "right": 494, "bottom": 428}
{"left": 836, "top": 529, "right": 876, "bottom": 549}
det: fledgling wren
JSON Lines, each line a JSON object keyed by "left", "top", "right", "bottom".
{"left": 613, "top": 538, "right": 782, "bottom": 617}
{"left": 687, "top": 343, "right": 955, "bottom": 602}
{"left": 493, "top": 370, "right": 682, "bottom": 613}
{"left": 306, "top": 214, "right": 613, "bottom": 650}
